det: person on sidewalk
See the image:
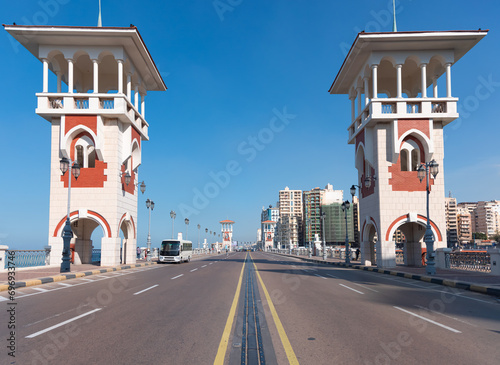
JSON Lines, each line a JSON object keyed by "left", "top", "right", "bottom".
{"left": 137, "top": 246, "right": 141, "bottom": 259}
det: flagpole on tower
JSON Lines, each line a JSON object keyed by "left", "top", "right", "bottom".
{"left": 98, "top": 0, "right": 102, "bottom": 27}
{"left": 392, "top": 0, "right": 397, "bottom": 32}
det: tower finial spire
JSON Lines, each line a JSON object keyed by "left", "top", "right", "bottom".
{"left": 97, "top": 0, "right": 102, "bottom": 27}
{"left": 392, "top": 0, "right": 397, "bottom": 32}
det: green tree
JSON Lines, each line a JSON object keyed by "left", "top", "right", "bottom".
{"left": 473, "top": 232, "right": 487, "bottom": 240}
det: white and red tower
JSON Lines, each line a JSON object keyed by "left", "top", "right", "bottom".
{"left": 5, "top": 25, "right": 166, "bottom": 266}
{"left": 220, "top": 220, "right": 235, "bottom": 252}
{"left": 330, "top": 30, "right": 487, "bottom": 268}
{"left": 261, "top": 220, "right": 276, "bottom": 251}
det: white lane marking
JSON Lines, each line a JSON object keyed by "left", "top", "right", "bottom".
{"left": 414, "top": 305, "right": 477, "bottom": 327}
{"left": 133, "top": 284, "right": 159, "bottom": 295}
{"left": 26, "top": 308, "right": 102, "bottom": 338}
{"left": 95, "top": 275, "right": 109, "bottom": 278}
{"left": 190, "top": 268, "right": 198, "bottom": 272}
{"left": 79, "top": 278, "right": 95, "bottom": 282}
{"left": 379, "top": 276, "right": 495, "bottom": 305}
{"left": 352, "top": 282, "right": 379, "bottom": 293}
{"left": 58, "top": 282, "right": 72, "bottom": 287}
{"left": 0, "top": 296, "right": 9, "bottom": 302}
{"left": 202, "top": 265, "right": 207, "bottom": 268}
{"left": 393, "top": 306, "right": 461, "bottom": 333}
{"left": 171, "top": 274, "right": 184, "bottom": 280}
{"left": 314, "top": 274, "right": 327, "bottom": 280}
{"left": 326, "top": 273, "right": 339, "bottom": 279}
{"left": 32, "top": 287, "right": 49, "bottom": 292}
{"left": 339, "top": 283, "right": 364, "bottom": 294}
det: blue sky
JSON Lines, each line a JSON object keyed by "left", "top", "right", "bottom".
{"left": 1, "top": 0, "right": 499, "bottom": 250}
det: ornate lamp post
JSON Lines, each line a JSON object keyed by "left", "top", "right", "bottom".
{"left": 145, "top": 199, "right": 155, "bottom": 262}
{"left": 170, "top": 210, "right": 176, "bottom": 239}
{"left": 59, "top": 157, "right": 81, "bottom": 272}
{"left": 185, "top": 218, "right": 189, "bottom": 239}
{"left": 341, "top": 200, "right": 351, "bottom": 264}
{"left": 418, "top": 159, "right": 439, "bottom": 275}
{"left": 321, "top": 212, "right": 326, "bottom": 260}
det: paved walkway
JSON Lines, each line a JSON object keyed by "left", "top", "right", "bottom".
{"left": 280, "top": 253, "right": 500, "bottom": 297}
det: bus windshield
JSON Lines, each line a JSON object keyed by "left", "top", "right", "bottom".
{"left": 160, "top": 241, "right": 180, "bottom": 256}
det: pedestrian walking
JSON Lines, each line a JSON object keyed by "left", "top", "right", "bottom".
{"left": 355, "top": 248, "right": 360, "bottom": 261}
{"left": 137, "top": 246, "right": 141, "bottom": 259}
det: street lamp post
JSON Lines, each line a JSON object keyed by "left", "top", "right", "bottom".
{"left": 418, "top": 159, "right": 439, "bottom": 275}
{"left": 205, "top": 228, "right": 208, "bottom": 252}
{"left": 307, "top": 218, "right": 312, "bottom": 258}
{"left": 146, "top": 199, "right": 155, "bottom": 262}
{"left": 341, "top": 200, "right": 351, "bottom": 264}
{"left": 321, "top": 212, "right": 326, "bottom": 260}
{"left": 197, "top": 224, "right": 201, "bottom": 249}
{"left": 59, "top": 157, "right": 81, "bottom": 272}
{"left": 184, "top": 218, "right": 189, "bottom": 239}
{"left": 170, "top": 210, "right": 176, "bottom": 239}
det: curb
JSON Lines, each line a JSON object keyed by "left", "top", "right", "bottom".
{"left": 0, "top": 262, "right": 157, "bottom": 292}
{"left": 278, "top": 254, "right": 500, "bottom": 298}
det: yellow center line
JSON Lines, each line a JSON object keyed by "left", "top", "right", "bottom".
{"left": 213, "top": 253, "right": 246, "bottom": 365}
{"left": 251, "top": 253, "right": 299, "bottom": 365}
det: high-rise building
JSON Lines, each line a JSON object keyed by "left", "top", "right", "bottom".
{"left": 322, "top": 201, "right": 354, "bottom": 245}
{"left": 303, "top": 187, "right": 324, "bottom": 245}
{"left": 278, "top": 187, "right": 303, "bottom": 247}
{"left": 445, "top": 197, "right": 458, "bottom": 247}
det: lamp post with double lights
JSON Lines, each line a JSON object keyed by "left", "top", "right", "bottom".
{"left": 184, "top": 218, "right": 189, "bottom": 240}
{"left": 59, "top": 157, "right": 81, "bottom": 272}
{"left": 321, "top": 212, "right": 327, "bottom": 260}
{"left": 145, "top": 199, "right": 155, "bottom": 262}
{"left": 170, "top": 210, "right": 176, "bottom": 239}
{"left": 418, "top": 159, "right": 439, "bottom": 275}
{"left": 341, "top": 200, "right": 351, "bottom": 264}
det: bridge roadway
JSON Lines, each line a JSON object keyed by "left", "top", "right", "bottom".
{"left": 1, "top": 252, "right": 499, "bottom": 364}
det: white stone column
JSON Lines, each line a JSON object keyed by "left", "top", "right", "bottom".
{"left": 445, "top": 63, "right": 452, "bottom": 97}
{"left": 356, "top": 87, "right": 362, "bottom": 116}
{"left": 396, "top": 64, "right": 403, "bottom": 98}
{"left": 371, "top": 65, "right": 378, "bottom": 98}
{"left": 42, "top": 58, "right": 49, "bottom": 93}
{"left": 117, "top": 59, "right": 124, "bottom": 94}
{"left": 350, "top": 96, "right": 356, "bottom": 123}
{"left": 93, "top": 59, "right": 99, "bottom": 93}
{"left": 363, "top": 77, "right": 370, "bottom": 106}
{"left": 127, "top": 73, "right": 132, "bottom": 101}
{"left": 56, "top": 71, "right": 62, "bottom": 93}
{"left": 490, "top": 249, "right": 500, "bottom": 275}
{"left": 134, "top": 84, "right": 139, "bottom": 109}
{"left": 420, "top": 63, "right": 427, "bottom": 98}
{"left": 67, "top": 58, "right": 74, "bottom": 93}
{"left": 433, "top": 76, "right": 438, "bottom": 98}
{"left": 140, "top": 92, "right": 146, "bottom": 118}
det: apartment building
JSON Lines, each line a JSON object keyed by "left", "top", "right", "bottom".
{"left": 457, "top": 207, "right": 472, "bottom": 244}
{"left": 303, "top": 187, "right": 324, "bottom": 244}
{"left": 476, "top": 200, "right": 500, "bottom": 238}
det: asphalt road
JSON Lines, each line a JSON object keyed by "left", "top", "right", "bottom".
{"left": 1, "top": 252, "right": 499, "bottom": 365}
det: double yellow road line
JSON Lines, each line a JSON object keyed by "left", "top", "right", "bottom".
{"left": 214, "top": 253, "right": 299, "bottom": 364}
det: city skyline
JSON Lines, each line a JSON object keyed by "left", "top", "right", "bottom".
{"left": 1, "top": 0, "right": 500, "bottom": 249}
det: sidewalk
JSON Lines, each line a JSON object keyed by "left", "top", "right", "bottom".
{"left": 0, "top": 259, "right": 157, "bottom": 291}
{"left": 280, "top": 253, "right": 500, "bottom": 297}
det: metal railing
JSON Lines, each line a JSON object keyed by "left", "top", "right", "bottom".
{"left": 4, "top": 250, "right": 48, "bottom": 269}
{"left": 91, "top": 249, "right": 101, "bottom": 263}
{"left": 446, "top": 251, "right": 491, "bottom": 272}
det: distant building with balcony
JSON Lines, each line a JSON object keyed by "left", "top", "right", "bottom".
{"left": 445, "top": 197, "right": 458, "bottom": 247}
{"left": 476, "top": 201, "right": 500, "bottom": 238}
{"left": 303, "top": 187, "right": 325, "bottom": 245}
